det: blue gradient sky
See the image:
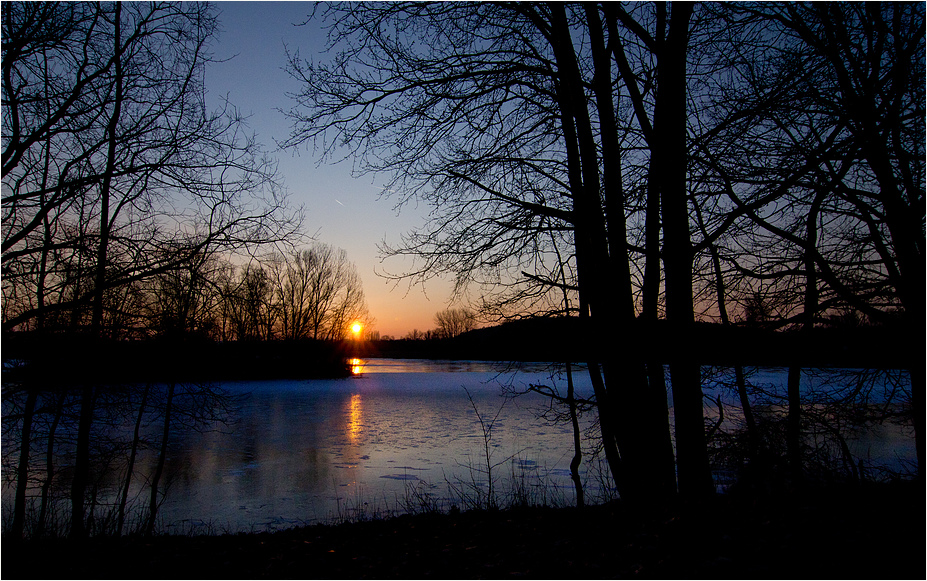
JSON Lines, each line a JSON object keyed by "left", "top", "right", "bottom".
{"left": 206, "top": 1, "right": 453, "bottom": 337}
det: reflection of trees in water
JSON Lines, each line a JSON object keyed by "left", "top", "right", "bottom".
{"left": 516, "top": 362, "right": 915, "bottom": 499}
{"left": 703, "top": 366, "right": 915, "bottom": 490}
{"left": 2, "top": 372, "right": 237, "bottom": 539}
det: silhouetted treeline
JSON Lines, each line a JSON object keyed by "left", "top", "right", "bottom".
{"left": 359, "top": 316, "right": 914, "bottom": 369}
{"left": 3, "top": 332, "right": 352, "bottom": 384}
{"left": 3, "top": 241, "right": 370, "bottom": 345}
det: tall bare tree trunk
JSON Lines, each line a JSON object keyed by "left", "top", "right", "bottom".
{"left": 69, "top": 385, "right": 95, "bottom": 539}
{"left": 911, "top": 363, "right": 924, "bottom": 480}
{"left": 550, "top": 225, "right": 585, "bottom": 509}
{"left": 549, "top": 16, "right": 624, "bottom": 498}
{"left": 90, "top": 2, "right": 124, "bottom": 338}
{"left": 785, "top": 366, "right": 803, "bottom": 483}
{"left": 565, "top": 362, "right": 584, "bottom": 508}
{"left": 587, "top": 3, "right": 676, "bottom": 503}
{"left": 657, "top": 2, "right": 713, "bottom": 500}
{"left": 787, "top": 191, "right": 824, "bottom": 486}
{"left": 72, "top": 3, "right": 124, "bottom": 539}
{"left": 540, "top": 6, "right": 625, "bottom": 493}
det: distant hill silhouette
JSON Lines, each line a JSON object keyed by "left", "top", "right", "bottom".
{"left": 361, "top": 316, "right": 915, "bottom": 368}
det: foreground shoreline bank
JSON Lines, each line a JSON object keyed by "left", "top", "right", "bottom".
{"left": 3, "top": 481, "right": 920, "bottom": 579}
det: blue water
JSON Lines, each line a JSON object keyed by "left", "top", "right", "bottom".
{"left": 153, "top": 359, "right": 598, "bottom": 533}
{"left": 2, "top": 360, "right": 914, "bottom": 535}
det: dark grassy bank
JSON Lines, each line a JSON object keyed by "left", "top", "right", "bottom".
{"left": 3, "top": 481, "right": 921, "bottom": 580}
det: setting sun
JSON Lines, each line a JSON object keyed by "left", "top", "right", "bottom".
{"left": 351, "top": 322, "right": 362, "bottom": 335}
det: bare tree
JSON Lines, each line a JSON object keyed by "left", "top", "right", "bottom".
{"left": 284, "top": 2, "right": 685, "bottom": 502}
{"left": 2, "top": 2, "right": 302, "bottom": 538}
{"left": 770, "top": 2, "right": 924, "bottom": 477}
{"left": 285, "top": 1, "right": 923, "bottom": 503}
{"left": 147, "top": 252, "right": 224, "bottom": 339}
{"left": 264, "top": 243, "right": 370, "bottom": 341}
{"left": 433, "top": 307, "right": 477, "bottom": 339}
{"left": 2, "top": 2, "right": 302, "bottom": 334}
{"left": 697, "top": 2, "right": 924, "bottom": 475}
{"left": 221, "top": 263, "right": 275, "bottom": 341}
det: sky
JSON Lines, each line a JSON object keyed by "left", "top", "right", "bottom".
{"left": 205, "top": 1, "right": 454, "bottom": 338}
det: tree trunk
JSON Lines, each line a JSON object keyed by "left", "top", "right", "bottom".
{"left": 910, "top": 362, "right": 924, "bottom": 480}
{"left": 146, "top": 382, "right": 175, "bottom": 536}
{"left": 788, "top": 190, "right": 824, "bottom": 486}
{"left": 734, "top": 366, "right": 759, "bottom": 462}
{"left": 12, "top": 386, "right": 39, "bottom": 540}
{"left": 657, "top": 2, "right": 713, "bottom": 500}
{"left": 37, "top": 391, "right": 66, "bottom": 538}
{"left": 72, "top": 3, "right": 124, "bottom": 539}
{"left": 546, "top": 9, "right": 624, "bottom": 493}
{"left": 565, "top": 362, "right": 584, "bottom": 508}
{"left": 587, "top": 2, "right": 676, "bottom": 503}
{"left": 69, "top": 385, "right": 95, "bottom": 539}
{"left": 786, "top": 365, "right": 803, "bottom": 485}
{"left": 586, "top": 359, "right": 622, "bottom": 493}
{"left": 551, "top": 1, "right": 676, "bottom": 504}
{"left": 118, "top": 384, "right": 149, "bottom": 536}
{"left": 91, "top": 1, "right": 124, "bottom": 337}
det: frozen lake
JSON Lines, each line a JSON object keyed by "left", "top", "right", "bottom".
{"left": 153, "top": 361, "right": 916, "bottom": 532}
{"left": 154, "top": 359, "right": 600, "bottom": 533}
{"left": 2, "top": 359, "right": 915, "bottom": 536}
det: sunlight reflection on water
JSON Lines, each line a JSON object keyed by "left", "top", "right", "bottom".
{"left": 144, "top": 361, "right": 916, "bottom": 533}
{"left": 155, "top": 359, "right": 592, "bottom": 533}
{"left": 8, "top": 360, "right": 909, "bottom": 535}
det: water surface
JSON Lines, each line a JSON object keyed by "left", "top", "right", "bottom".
{"left": 3, "top": 359, "right": 913, "bottom": 535}
{"left": 156, "top": 359, "right": 592, "bottom": 532}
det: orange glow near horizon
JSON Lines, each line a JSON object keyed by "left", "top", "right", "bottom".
{"left": 351, "top": 322, "right": 362, "bottom": 336}
{"left": 350, "top": 357, "right": 364, "bottom": 375}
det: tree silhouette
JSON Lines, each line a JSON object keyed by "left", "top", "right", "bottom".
{"left": 2, "top": 2, "right": 302, "bottom": 334}
{"left": 286, "top": 1, "right": 923, "bottom": 499}
{"left": 697, "top": 2, "right": 924, "bottom": 475}
{"left": 434, "top": 307, "right": 476, "bottom": 339}
{"left": 2, "top": 1, "right": 301, "bottom": 538}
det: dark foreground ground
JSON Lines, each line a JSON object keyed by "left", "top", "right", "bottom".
{"left": 3, "top": 481, "right": 922, "bottom": 580}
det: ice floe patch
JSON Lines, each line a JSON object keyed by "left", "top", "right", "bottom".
{"left": 379, "top": 474, "right": 420, "bottom": 480}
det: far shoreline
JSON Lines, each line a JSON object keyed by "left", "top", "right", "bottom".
{"left": 3, "top": 316, "right": 916, "bottom": 387}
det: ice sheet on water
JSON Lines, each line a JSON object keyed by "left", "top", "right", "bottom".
{"left": 696, "top": 366, "right": 909, "bottom": 403}
{"left": 214, "top": 359, "right": 598, "bottom": 401}
{"left": 360, "top": 358, "right": 558, "bottom": 374}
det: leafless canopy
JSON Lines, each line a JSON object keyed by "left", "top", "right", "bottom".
{"left": 2, "top": 2, "right": 303, "bottom": 334}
